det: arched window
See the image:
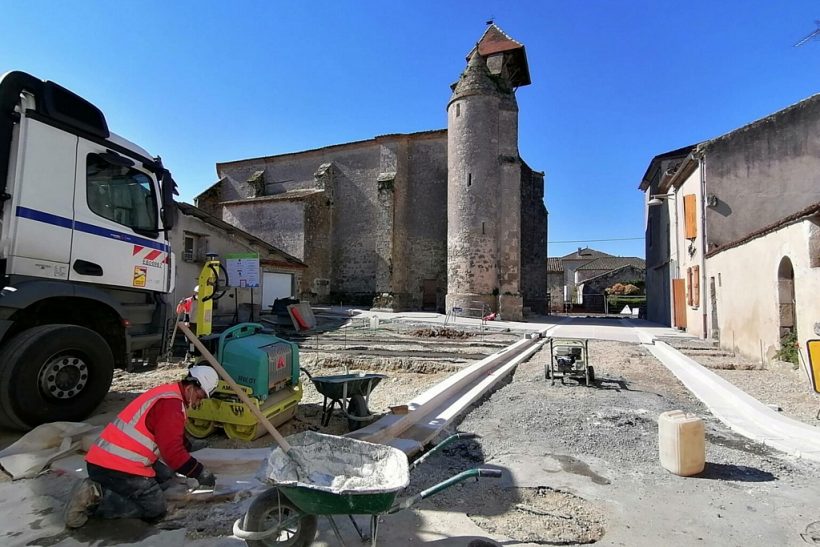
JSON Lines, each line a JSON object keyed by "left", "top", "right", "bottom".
{"left": 777, "top": 256, "right": 795, "bottom": 339}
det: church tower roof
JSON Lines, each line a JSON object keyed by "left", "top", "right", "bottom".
{"left": 449, "top": 50, "right": 498, "bottom": 103}
{"left": 468, "top": 24, "right": 531, "bottom": 87}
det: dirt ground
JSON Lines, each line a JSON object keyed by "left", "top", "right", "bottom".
{"left": 4, "top": 319, "right": 820, "bottom": 545}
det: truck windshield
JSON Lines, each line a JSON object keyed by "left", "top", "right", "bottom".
{"left": 86, "top": 153, "right": 158, "bottom": 232}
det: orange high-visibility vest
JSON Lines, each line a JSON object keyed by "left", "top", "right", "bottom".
{"left": 176, "top": 296, "right": 194, "bottom": 315}
{"left": 86, "top": 383, "right": 185, "bottom": 477}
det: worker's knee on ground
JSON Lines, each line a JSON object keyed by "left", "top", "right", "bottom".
{"left": 140, "top": 496, "right": 167, "bottom": 522}
{"left": 133, "top": 482, "right": 167, "bottom": 521}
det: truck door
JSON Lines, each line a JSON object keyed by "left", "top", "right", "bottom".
{"left": 8, "top": 117, "right": 76, "bottom": 279}
{"left": 70, "top": 139, "right": 169, "bottom": 292}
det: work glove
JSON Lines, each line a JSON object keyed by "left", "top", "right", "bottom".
{"left": 196, "top": 468, "right": 217, "bottom": 489}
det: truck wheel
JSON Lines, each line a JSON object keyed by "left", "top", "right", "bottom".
{"left": 0, "top": 324, "right": 114, "bottom": 430}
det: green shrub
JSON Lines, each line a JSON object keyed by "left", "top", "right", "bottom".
{"left": 774, "top": 330, "right": 799, "bottom": 367}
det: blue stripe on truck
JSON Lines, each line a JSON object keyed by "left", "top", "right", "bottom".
{"left": 16, "top": 206, "right": 170, "bottom": 252}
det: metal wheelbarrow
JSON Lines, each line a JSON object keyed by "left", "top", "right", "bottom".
{"left": 233, "top": 431, "right": 501, "bottom": 546}
{"left": 302, "top": 369, "right": 386, "bottom": 431}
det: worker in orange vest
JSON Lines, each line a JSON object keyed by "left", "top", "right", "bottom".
{"left": 176, "top": 285, "right": 199, "bottom": 325}
{"left": 64, "top": 366, "right": 219, "bottom": 528}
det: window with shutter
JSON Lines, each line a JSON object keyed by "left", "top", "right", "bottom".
{"left": 684, "top": 194, "right": 697, "bottom": 239}
{"left": 692, "top": 265, "right": 700, "bottom": 307}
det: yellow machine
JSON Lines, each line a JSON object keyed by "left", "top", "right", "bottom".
{"left": 184, "top": 255, "right": 303, "bottom": 441}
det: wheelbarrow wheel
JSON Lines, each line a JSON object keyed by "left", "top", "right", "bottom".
{"left": 347, "top": 394, "right": 369, "bottom": 431}
{"left": 242, "top": 487, "right": 317, "bottom": 547}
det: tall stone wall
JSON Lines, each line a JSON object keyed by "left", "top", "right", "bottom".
{"left": 324, "top": 147, "right": 382, "bottom": 302}
{"left": 520, "top": 164, "right": 547, "bottom": 313}
{"left": 393, "top": 137, "right": 448, "bottom": 309}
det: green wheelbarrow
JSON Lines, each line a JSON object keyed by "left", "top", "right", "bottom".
{"left": 301, "top": 369, "right": 387, "bottom": 431}
{"left": 233, "top": 431, "right": 501, "bottom": 546}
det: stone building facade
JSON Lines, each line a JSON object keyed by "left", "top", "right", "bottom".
{"left": 196, "top": 25, "right": 546, "bottom": 316}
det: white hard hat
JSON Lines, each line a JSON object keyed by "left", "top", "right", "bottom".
{"left": 187, "top": 365, "right": 218, "bottom": 397}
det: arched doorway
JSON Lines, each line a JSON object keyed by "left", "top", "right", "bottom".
{"left": 777, "top": 257, "right": 795, "bottom": 339}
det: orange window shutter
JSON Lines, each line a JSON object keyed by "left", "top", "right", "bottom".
{"left": 684, "top": 194, "right": 697, "bottom": 239}
{"left": 693, "top": 266, "right": 700, "bottom": 307}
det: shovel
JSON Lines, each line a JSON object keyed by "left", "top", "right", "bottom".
{"left": 177, "top": 323, "right": 307, "bottom": 477}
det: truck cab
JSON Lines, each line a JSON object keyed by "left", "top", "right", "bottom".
{"left": 0, "top": 71, "right": 178, "bottom": 429}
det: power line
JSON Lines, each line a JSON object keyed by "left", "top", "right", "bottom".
{"left": 548, "top": 237, "right": 644, "bottom": 243}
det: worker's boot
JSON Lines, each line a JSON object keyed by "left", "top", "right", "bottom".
{"left": 63, "top": 478, "right": 102, "bottom": 528}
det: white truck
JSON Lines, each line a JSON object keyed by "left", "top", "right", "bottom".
{"left": 0, "top": 71, "right": 178, "bottom": 429}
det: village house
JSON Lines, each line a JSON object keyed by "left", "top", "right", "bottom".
{"left": 640, "top": 94, "right": 820, "bottom": 366}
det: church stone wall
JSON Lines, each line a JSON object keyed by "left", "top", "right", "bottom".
{"left": 521, "top": 165, "right": 547, "bottom": 313}
{"left": 214, "top": 135, "right": 449, "bottom": 307}
{"left": 328, "top": 145, "right": 382, "bottom": 302}
{"left": 394, "top": 136, "right": 448, "bottom": 309}
{"left": 222, "top": 199, "right": 306, "bottom": 261}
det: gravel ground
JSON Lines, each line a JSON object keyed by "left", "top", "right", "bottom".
{"left": 406, "top": 339, "right": 820, "bottom": 545}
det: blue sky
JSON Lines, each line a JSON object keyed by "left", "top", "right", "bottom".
{"left": 2, "top": 1, "right": 818, "bottom": 258}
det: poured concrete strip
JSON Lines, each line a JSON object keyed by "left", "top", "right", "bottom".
{"left": 643, "top": 338, "right": 820, "bottom": 463}
{"left": 388, "top": 338, "right": 549, "bottom": 455}
{"left": 349, "top": 334, "right": 542, "bottom": 444}
{"left": 350, "top": 332, "right": 548, "bottom": 454}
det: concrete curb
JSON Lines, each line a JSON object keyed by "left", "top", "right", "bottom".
{"left": 628, "top": 321, "right": 820, "bottom": 463}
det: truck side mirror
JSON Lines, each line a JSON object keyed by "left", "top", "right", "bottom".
{"left": 160, "top": 169, "right": 178, "bottom": 230}
{"left": 808, "top": 340, "right": 820, "bottom": 394}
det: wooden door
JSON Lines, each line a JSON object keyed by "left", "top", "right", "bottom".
{"left": 672, "top": 278, "right": 687, "bottom": 328}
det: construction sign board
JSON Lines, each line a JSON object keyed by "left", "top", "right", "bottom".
{"left": 808, "top": 339, "right": 820, "bottom": 393}
{"left": 225, "top": 253, "right": 260, "bottom": 288}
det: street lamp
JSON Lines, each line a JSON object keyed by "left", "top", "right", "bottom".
{"left": 648, "top": 193, "right": 676, "bottom": 207}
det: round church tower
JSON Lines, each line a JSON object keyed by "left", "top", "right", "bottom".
{"left": 445, "top": 25, "right": 532, "bottom": 319}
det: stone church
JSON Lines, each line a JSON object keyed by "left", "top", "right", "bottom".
{"left": 195, "top": 25, "right": 547, "bottom": 320}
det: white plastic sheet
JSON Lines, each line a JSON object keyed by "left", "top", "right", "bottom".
{"left": 0, "top": 421, "right": 100, "bottom": 479}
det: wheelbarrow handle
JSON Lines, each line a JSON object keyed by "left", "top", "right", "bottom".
{"left": 300, "top": 368, "right": 315, "bottom": 381}
{"left": 389, "top": 467, "right": 502, "bottom": 514}
{"left": 409, "top": 432, "right": 481, "bottom": 470}
{"left": 477, "top": 468, "right": 502, "bottom": 478}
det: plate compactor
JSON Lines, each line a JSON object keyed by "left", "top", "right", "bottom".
{"left": 182, "top": 256, "right": 303, "bottom": 441}
{"left": 185, "top": 323, "right": 303, "bottom": 441}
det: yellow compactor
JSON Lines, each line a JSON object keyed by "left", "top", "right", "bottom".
{"left": 183, "top": 255, "right": 302, "bottom": 441}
